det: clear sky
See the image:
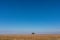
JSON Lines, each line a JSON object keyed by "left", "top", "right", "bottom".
{"left": 0, "top": 0, "right": 60, "bottom": 34}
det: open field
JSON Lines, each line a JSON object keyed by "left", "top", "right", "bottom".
{"left": 0, "top": 34, "right": 60, "bottom": 40}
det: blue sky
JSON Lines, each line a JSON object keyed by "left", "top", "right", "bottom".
{"left": 0, "top": 0, "right": 60, "bottom": 34}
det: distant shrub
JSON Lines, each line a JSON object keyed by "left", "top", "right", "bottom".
{"left": 32, "top": 32, "right": 35, "bottom": 34}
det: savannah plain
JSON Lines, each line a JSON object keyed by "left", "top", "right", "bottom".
{"left": 0, "top": 34, "right": 60, "bottom": 40}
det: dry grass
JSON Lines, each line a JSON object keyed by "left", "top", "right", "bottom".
{"left": 0, "top": 34, "right": 60, "bottom": 40}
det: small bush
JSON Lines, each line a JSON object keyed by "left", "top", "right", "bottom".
{"left": 32, "top": 32, "right": 35, "bottom": 34}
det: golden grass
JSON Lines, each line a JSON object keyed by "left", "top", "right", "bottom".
{"left": 0, "top": 34, "right": 60, "bottom": 40}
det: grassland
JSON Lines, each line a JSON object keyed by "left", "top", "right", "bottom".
{"left": 0, "top": 34, "right": 60, "bottom": 40}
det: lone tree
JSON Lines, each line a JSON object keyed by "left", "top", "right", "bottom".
{"left": 32, "top": 32, "right": 35, "bottom": 34}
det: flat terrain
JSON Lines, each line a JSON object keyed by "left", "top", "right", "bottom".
{"left": 0, "top": 34, "right": 60, "bottom": 40}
